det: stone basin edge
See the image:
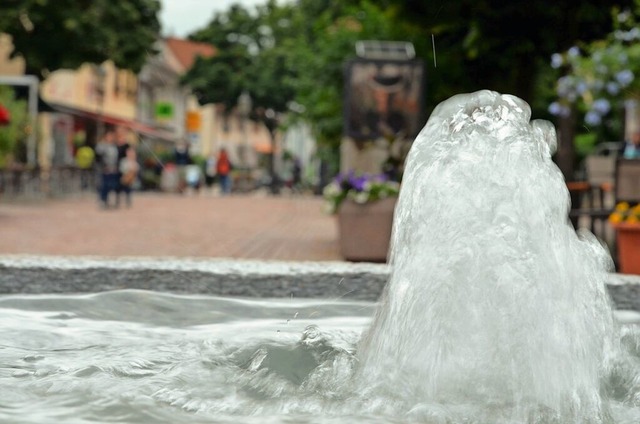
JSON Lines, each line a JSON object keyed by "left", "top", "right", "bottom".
{"left": 0, "top": 255, "right": 639, "bottom": 310}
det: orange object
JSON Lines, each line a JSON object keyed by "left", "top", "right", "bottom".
{"left": 185, "top": 111, "right": 201, "bottom": 132}
{"left": 600, "top": 182, "right": 614, "bottom": 192}
{"left": 566, "top": 181, "right": 590, "bottom": 192}
{"left": 614, "top": 223, "right": 640, "bottom": 275}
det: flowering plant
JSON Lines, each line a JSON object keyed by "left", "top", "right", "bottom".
{"left": 548, "top": 6, "right": 640, "bottom": 127}
{"left": 609, "top": 202, "right": 640, "bottom": 225}
{"left": 323, "top": 172, "right": 400, "bottom": 214}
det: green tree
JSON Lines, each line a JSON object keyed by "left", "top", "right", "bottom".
{"left": 289, "top": 1, "right": 406, "bottom": 145}
{"left": 0, "top": 0, "right": 161, "bottom": 77}
{"left": 382, "top": 0, "right": 634, "bottom": 103}
{"left": 383, "top": 0, "right": 634, "bottom": 180}
{"left": 186, "top": 1, "right": 299, "bottom": 192}
{"left": 184, "top": 0, "right": 630, "bottom": 185}
{"left": 184, "top": 1, "right": 408, "bottom": 189}
{"left": 187, "top": 1, "right": 297, "bottom": 112}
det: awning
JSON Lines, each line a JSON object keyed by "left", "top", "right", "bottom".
{"left": 46, "top": 101, "right": 179, "bottom": 143}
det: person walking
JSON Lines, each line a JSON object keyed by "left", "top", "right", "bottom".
{"left": 204, "top": 153, "right": 217, "bottom": 193}
{"left": 623, "top": 132, "right": 640, "bottom": 159}
{"left": 75, "top": 143, "right": 95, "bottom": 190}
{"left": 216, "top": 148, "right": 233, "bottom": 195}
{"left": 114, "top": 126, "right": 131, "bottom": 206}
{"left": 94, "top": 130, "right": 119, "bottom": 209}
{"left": 173, "top": 141, "right": 192, "bottom": 193}
{"left": 118, "top": 147, "right": 139, "bottom": 207}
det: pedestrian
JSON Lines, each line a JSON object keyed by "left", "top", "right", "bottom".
{"left": 174, "top": 141, "right": 192, "bottom": 193}
{"left": 185, "top": 162, "right": 203, "bottom": 193}
{"left": 94, "top": 130, "right": 119, "bottom": 209}
{"left": 216, "top": 148, "right": 233, "bottom": 195}
{"left": 204, "top": 153, "right": 217, "bottom": 192}
{"left": 115, "top": 126, "right": 131, "bottom": 206}
{"left": 75, "top": 143, "right": 95, "bottom": 190}
{"left": 623, "top": 132, "right": 640, "bottom": 159}
{"left": 292, "top": 156, "right": 302, "bottom": 192}
{"left": 118, "top": 147, "right": 139, "bottom": 207}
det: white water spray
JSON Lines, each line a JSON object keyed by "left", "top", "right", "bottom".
{"left": 358, "top": 90, "right": 619, "bottom": 423}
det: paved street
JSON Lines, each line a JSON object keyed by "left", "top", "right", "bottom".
{"left": 0, "top": 192, "right": 342, "bottom": 261}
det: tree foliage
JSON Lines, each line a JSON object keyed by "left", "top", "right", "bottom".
{"left": 184, "top": 1, "right": 408, "bottom": 148}
{"left": 0, "top": 0, "right": 161, "bottom": 77}
{"left": 381, "top": 0, "right": 635, "bottom": 103}
{"left": 183, "top": 0, "right": 634, "bottom": 181}
{"left": 186, "top": 1, "right": 296, "bottom": 114}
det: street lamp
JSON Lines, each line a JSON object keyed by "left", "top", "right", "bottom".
{"left": 264, "top": 107, "right": 281, "bottom": 194}
{"left": 238, "top": 91, "right": 252, "bottom": 167}
{"left": 94, "top": 64, "right": 107, "bottom": 142}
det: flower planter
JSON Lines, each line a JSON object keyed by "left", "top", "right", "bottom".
{"left": 614, "top": 223, "right": 640, "bottom": 275}
{"left": 337, "top": 197, "right": 396, "bottom": 262}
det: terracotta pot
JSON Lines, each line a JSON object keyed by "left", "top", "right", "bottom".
{"left": 337, "top": 197, "right": 396, "bottom": 262}
{"left": 614, "top": 223, "right": 640, "bottom": 275}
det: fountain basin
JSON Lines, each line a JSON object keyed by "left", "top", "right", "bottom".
{"left": 1, "top": 255, "right": 640, "bottom": 309}
{"left": 1, "top": 256, "right": 640, "bottom": 424}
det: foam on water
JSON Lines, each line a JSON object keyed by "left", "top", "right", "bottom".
{"left": 357, "top": 90, "right": 623, "bottom": 422}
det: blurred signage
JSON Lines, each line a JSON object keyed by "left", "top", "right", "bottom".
{"left": 344, "top": 59, "right": 425, "bottom": 140}
{"left": 186, "top": 111, "right": 201, "bottom": 132}
{"left": 154, "top": 102, "right": 174, "bottom": 120}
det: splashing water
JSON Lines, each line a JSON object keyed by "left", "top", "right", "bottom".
{"left": 5, "top": 91, "right": 640, "bottom": 424}
{"left": 357, "top": 90, "right": 623, "bottom": 423}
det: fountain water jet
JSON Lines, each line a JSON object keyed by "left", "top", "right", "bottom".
{"left": 357, "top": 90, "right": 619, "bottom": 423}
{"left": 4, "top": 92, "right": 640, "bottom": 424}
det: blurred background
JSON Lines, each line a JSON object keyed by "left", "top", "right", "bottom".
{"left": 0, "top": 0, "right": 639, "bottom": 263}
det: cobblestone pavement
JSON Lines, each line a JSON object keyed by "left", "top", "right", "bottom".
{"left": 0, "top": 191, "right": 342, "bottom": 261}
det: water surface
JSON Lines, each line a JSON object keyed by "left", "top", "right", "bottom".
{"left": 0, "top": 290, "right": 375, "bottom": 424}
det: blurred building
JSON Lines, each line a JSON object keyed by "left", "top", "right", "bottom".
{"left": 137, "top": 37, "right": 216, "bottom": 155}
{"left": 139, "top": 37, "right": 277, "bottom": 165}
{"left": 0, "top": 32, "right": 315, "bottom": 187}
{"left": 0, "top": 34, "right": 24, "bottom": 76}
{"left": 32, "top": 36, "right": 218, "bottom": 168}
{"left": 39, "top": 62, "right": 146, "bottom": 166}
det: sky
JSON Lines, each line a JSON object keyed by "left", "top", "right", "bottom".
{"left": 159, "top": 0, "right": 270, "bottom": 38}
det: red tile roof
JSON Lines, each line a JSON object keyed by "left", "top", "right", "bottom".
{"left": 164, "top": 37, "right": 217, "bottom": 71}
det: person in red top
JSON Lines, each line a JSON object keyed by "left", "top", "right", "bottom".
{"left": 216, "top": 148, "right": 233, "bottom": 195}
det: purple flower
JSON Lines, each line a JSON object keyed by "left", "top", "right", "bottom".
{"left": 585, "top": 111, "right": 602, "bottom": 126}
{"left": 550, "top": 53, "right": 563, "bottom": 69}
{"left": 606, "top": 82, "right": 620, "bottom": 95}
{"left": 576, "top": 81, "right": 588, "bottom": 95}
{"left": 350, "top": 175, "right": 368, "bottom": 191}
{"left": 615, "top": 70, "right": 634, "bottom": 87}
{"left": 559, "top": 105, "right": 571, "bottom": 117}
{"left": 592, "top": 98, "right": 611, "bottom": 115}
{"left": 618, "top": 11, "right": 630, "bottom": 23}
{"left": 548, "top": 102, "right": 562, "bottom": 116}
{"left": 567, "top": 46, "right": 580, "bottom": 58}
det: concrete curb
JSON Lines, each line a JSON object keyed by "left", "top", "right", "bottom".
{"left": 1, "top": 255, "right": 639, "bottom": 309}
{"left": 0, "top": 255, "right": 389, "bottom": 301}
